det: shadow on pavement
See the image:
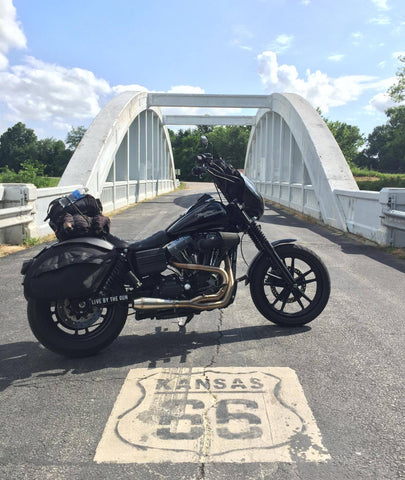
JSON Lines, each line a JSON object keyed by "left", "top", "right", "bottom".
{"left": 0, "top": 323, "right": 309, "bottom": 392}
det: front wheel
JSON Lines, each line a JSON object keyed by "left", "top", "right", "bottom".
{"left": 27, "top": 296, "right": 128, "bottom": 357}
{"left": 250, "top": 244, "right": 330, "bottom": 326}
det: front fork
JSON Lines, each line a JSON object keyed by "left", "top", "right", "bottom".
{"left": 244, "top": 216, "right": 296, "bottom": 285}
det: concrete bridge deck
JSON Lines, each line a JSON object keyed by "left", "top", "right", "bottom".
{"left": 0, "top": 182, "right": 404, "bottom": 479}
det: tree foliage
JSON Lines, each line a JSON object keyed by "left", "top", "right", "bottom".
{"left": 0, "top": 122, "right": 38, "bottom": 172}
{"left": 169, "top": 125, "right": 251, "bottom": 181}
{"left": 322, "top": 117, "right": 364, "bottom": 166}
{"left": 357, "top": 57, "right": 405, "bottom": 173}
{"left": 0, "top": 122, "right": 77, "bottom": 179}
{"left": 388, "top": 56, "right": 405, "bottom": 103}
{"left": 66, "top": 125, "right": 86, "bottom": 150}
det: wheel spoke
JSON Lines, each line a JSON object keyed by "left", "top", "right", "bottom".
{"left": 291, "top": 289, "right": 305, "bottom": 310}
{"left": 299, "top": 290, "right": 313, "bottom": 303}
{"left": 290, "top": 257, "right": 295, "bottom": 274}
{"left": 297, "top": 268, "right": 314, "bottom": 281}
{"left": 272, "top": 288, "right": 290, "bottom": 311}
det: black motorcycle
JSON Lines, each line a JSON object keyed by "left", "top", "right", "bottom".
{"left": 22, "top": 140, "right": 330, "bottom": 357}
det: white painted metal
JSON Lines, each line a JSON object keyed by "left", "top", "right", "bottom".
{"left": 0, "top": 183, "right": 37, "bottom": 243}
{"left": 59, "top": 92, "right": 177, "bottom": 211}
{"left": 163, "top": 115, "right": 255, "bottom": 126}
{"left": 148, "top": 93, "right": 270, "bottom": 108}
{"left": 245, "top": 94, "right": 358, "bottom": 231}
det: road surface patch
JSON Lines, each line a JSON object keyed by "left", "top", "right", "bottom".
{"left": 94, "top": 367, "right": 330, "bottom": 463}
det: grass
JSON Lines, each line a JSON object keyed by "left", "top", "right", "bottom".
{"left": 351, "top": 167, "right": 405, "bottom": 190}
{"left": 0, "top": 234, "right": 55, "bottom": 258}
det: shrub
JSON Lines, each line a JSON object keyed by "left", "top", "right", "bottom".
{"left": 0, "top": 161, "right": 54, "bottom": 188}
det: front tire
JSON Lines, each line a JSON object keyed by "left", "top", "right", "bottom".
{"left": 27, "top": 297, "right": 128, "bottom": 357}
{"left": 250, "top": 244, "right": 330, "bottom": 326}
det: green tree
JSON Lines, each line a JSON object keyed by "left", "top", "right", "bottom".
{"left": 169, "top": 128, "right": 201, "bottom": 180}
{"left": 169, "top": 125, "right": 251, "bottom": 181}
{"left": 66, "top": 125, "right": 86, "bottom": 150}
{"left": 37, "top": 138, "right": 72, "bottom": 176}
{"left": 206, "top": 125, "right": 251, "bottom": 169}
{"left": 388, "top": 55, "right": 405, "bottom": 103}
{"left": 358, "top": 57, "right": 405, "bottom": 173}
{"left": 0, "top": 160, "right": 52, "bottom": 188}
{"left": 0, "top": 122, "right": 38, "bottom": 171}
{"left": 320, "top": 115, "right": 364, "bottom": 166}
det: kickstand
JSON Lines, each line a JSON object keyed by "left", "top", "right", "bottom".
{"left": 178, "top": 314, "right": 194, "bottom": 331}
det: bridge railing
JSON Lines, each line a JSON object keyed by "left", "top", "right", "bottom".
{"left": 0, "top": 178, "right": 180, "bottom": 244}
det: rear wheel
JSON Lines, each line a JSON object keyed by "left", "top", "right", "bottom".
{"left": 250, "top": 244, "right": 330, "bottom": 326}
{"left": 27, "top": 296, "right": 128, "bottom": 357}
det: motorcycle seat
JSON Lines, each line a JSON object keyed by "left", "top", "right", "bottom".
{"left": 128, "top": 230, "right": 171, "bottom": 252}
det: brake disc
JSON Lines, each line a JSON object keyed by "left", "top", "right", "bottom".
{"left": 56, "top": 299, "right": 102, "bottom": 329}
{"left": 270, "top": 267, "right": 306, "bottom": 303}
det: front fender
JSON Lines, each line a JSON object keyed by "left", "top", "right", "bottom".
{"left": 245, "top": 238, "right": 296, "bottom": 285}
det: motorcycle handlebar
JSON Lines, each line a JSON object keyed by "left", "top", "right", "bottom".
{"left": 194, "top": 153, "right": 213, "bottom": 165}
{"left": 191, "top": 166, "right": 206, "bottom": 176}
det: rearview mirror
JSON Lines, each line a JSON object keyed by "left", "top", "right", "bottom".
{"left": 200, "top": 136, "right": 209, "bottom": 149}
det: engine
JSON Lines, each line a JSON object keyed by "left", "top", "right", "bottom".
{"left": 131, "top": 232, "right": 240, "bottom": 301}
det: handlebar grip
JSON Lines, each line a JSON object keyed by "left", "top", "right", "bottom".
{"left": 192, "top": 166, "right": 206, "bottom": 176}
{"left": 194, "top": 155, "right": 205, "bottom": 165}
{"left": 194, "top": 153, "right": 213, "bottom": 165}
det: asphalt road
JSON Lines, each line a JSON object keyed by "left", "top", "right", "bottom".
{"left": 0, "top": 182, "right": 404, "bottom": 479}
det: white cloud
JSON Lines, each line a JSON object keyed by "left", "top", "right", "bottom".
{"left": 163, "top": 85, "right": 242, "bottom": 118}
{"left": 328, "top": 54, "right": 345, "bottom": 62}
{"left": 257, "top": 50, "right": 383, "bottom": 112}
{"left": 369, "top": 16, "right": 391, "bottom": 25}
{"left": 371, "top": 0, "right": 390, "bottom": 10}
{"left": 301, "top": 0, "right": 311, "bottom": 5}
{"left": 168, "top": 85, "right": 205, "bottom": 95}
{"left": 351, "top": 32, "right": 364, "bottom": 46}
{"left": 268, "top": 34, "right": 294, "bottom": 54}
{"left": 0, "top": 0, "right": 27, "bottom": 69}
{"left": 231, "top": 25, "right": 254, "bottom": 51}
{"left": 365, "top": 92, "right": 395, "bottom": 113}
{"left": 112, "top": 83, "right": 149, "bottom": 94}
{"left": 0, "top": 56, "right": 112, "bottom": 127}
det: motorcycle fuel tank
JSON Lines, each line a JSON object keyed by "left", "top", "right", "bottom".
{"left": 166, "top": 199, "right": 228, "bottom": 236}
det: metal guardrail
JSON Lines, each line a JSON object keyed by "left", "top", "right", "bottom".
{"left": 0, "top": 184, "right": 36, "bottom": 244}
{"left": 0, "top": 180, "right": 179, "bottom": 245}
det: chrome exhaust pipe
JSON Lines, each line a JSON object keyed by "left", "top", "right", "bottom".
{"left": 132, "top": 257, "right": 234, "bottom": 311}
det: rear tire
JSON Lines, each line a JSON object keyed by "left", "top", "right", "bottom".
{"left": 250, "top": 244, "right": 330, "bottom": 326}
{"left": 27, "top": 297, "right": 128, "bottom": 357}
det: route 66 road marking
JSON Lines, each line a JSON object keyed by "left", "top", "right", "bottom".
{"left": 94, "top": 367, "right": 330, "bottom": 463}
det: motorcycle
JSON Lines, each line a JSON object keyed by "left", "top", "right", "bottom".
{"left": 21, "top": 137, "right": 330, "bottom": 357}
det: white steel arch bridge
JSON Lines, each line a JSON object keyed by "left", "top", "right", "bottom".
{"left": 3, "top": 91, "right": 403, "bottom": 246}
{"left": 59, "top": 91, "right": 357, "bottom": 231}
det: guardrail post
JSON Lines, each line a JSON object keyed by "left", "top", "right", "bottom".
{"left": 379, "top": 188, "right": 405, "bottom": 247}
{"left": 0, "top": 183, "right": 38, "bottom": 244}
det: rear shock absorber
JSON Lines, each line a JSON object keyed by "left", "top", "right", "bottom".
{"left": 101, "top": 252, "right": 129, "bottom": 294}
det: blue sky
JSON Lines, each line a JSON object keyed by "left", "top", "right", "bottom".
{"left": 0, "top": 0, "right": 404, "bottom": 141}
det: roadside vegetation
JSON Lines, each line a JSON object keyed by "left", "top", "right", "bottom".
{"left": 0, "top": 124, "right": 85, "bottom": 188}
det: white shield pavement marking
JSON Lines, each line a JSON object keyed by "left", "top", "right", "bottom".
{"left": 94, "top": 367, "right": 330, "bottom": 463}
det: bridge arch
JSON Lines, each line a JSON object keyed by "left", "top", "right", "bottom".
{"left": 59, "top": 91, "right": 176, "bottom": 212}
{"left": 244, "top": 93, "right": 358, "bottom": 230}
{"left": 59, "top": 91, "right": 359, "bottom": 228}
